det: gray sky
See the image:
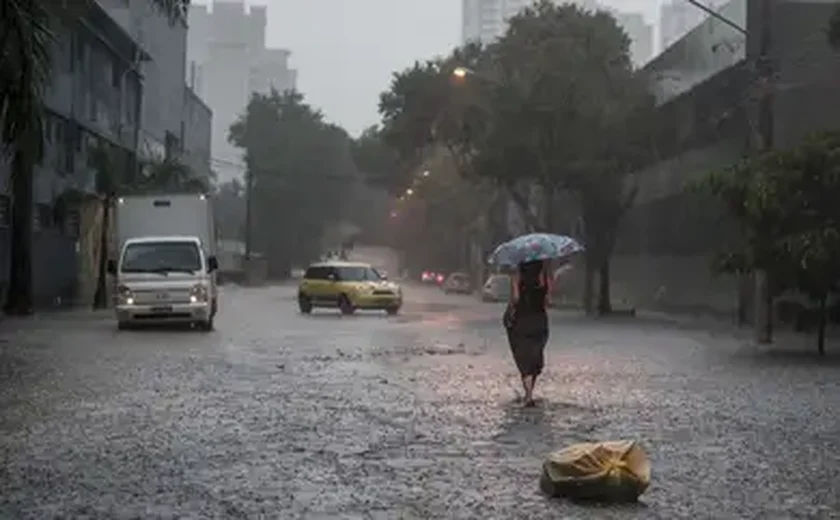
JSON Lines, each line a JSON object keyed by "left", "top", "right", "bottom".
{"left": 263, "top": 0, "right": 663, "bottom": 137}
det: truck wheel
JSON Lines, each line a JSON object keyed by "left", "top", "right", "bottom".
{"left": 338, "top": 294, "right": 355, "bottom": 315}
{"left": 385, "top": 306, "right": 400, "bottom": 316}
{"left": 117, "top": 321, "right": 131, "bottom": 331}
{"left": 198, "top": 317, "right": 214, "bottom": 331}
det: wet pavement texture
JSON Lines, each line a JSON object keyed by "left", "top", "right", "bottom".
{"left": 2, "top": 284, "right": 840, "bottom": 519}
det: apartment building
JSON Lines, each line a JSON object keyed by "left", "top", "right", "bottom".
{"left": 187, "top": 0, "right": 298, "bottom": 182}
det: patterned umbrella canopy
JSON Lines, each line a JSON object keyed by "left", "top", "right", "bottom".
{"left": 488, "top": 233, "right": 584, "bottom": 266}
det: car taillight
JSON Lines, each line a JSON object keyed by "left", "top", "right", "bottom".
{"left": 436, "top": 274, "right": 444, "bottom": 283}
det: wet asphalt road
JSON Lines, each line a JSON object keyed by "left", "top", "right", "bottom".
{"left": 2, "top": 284, "right": 840, "bottom": 519}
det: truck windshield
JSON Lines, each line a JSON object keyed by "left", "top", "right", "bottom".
{"left": 121, "top": 242, "right": 202, "bottom": 273}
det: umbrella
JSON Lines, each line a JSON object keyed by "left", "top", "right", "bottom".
{"left": 488, "top": 233, "right": 584, "bottom": 267}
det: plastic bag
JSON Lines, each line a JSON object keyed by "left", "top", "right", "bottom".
{"left": 539, "top": 440, "right": 651, "bottom": 502}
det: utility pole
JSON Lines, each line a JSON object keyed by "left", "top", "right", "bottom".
{"left": 753, "top": 0, "right": 775, "bottom": 344}
{"left": 244, "top": 168, "right": 253, "bottom": 260}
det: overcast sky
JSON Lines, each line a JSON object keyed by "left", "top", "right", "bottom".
{"left": 260, "top": 0, "right": 663, "bottom": 136}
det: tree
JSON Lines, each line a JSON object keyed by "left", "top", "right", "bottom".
{"left": 696, "top": 130, "right": 840, "bottom": 353}
{"left": 350, "top": 125, "right": 405, "bottom": 194}
{"left": 0, "top": 0, "right": 187, "bottom": 314}
{"left": 228, "top": 89, "right": 351, "bottom": 277}
{"left": 776, "top": 131, "right": 840, "bottom": 354}
{"left": 214, "top": 179, "right": 246, "bottom": 241}
{"left": 377, "top": 1, "right": 654, "bottom": 314}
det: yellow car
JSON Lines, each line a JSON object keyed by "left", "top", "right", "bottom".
{"left": 297, "top": 261, "right": 403, "bottom": 315}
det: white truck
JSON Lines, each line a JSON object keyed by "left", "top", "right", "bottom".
{"left": 108, "top": 194, "right": 219, "bottom": 331}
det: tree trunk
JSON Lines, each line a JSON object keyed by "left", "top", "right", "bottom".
{"left": 597, "top": 256, "right": 612, "bottom": 315}
{"left": 817, "top": 295, "right": 827, "bottom": 356}
{"left": 93, "top": 196, "right": 110, "bottom": 309}
{"left": 505, "top": 185, "right": 541, "bottom": 232}
{"left": 754, "top": 270, "right": 773, "bottom": 344}
{"left": 583, "top": 256, "right": 595, "bottom": 316}
{"left": 4, "top": 148, "right": 35, "bottom": 315}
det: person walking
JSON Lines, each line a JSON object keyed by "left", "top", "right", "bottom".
{"left": 504, "top": 259, "right": 551, "bottom": 407}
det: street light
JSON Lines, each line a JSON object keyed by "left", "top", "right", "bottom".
{"left": 406, "top": 188, "right": 414, "bottom": 196}
{"left": 422, "top": 170, "right": 430, "bottom": 177}
{"left": 452, "top": 66, "right": 470, "bottom": 79}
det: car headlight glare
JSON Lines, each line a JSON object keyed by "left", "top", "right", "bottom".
{"left": 117, "top": 285, "right": 134, "bottom": 304}
{"left": 190, "top": 284, "right": 209, "bottom": 303}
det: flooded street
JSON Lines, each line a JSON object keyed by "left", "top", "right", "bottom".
{"left": 2, "top": 284, "right": 840, "bottom": 519}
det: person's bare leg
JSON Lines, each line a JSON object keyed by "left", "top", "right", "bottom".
{"left": 523, "top": 375, "right": 536, "bottom": 406}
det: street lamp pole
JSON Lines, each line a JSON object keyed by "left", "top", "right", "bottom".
{"left": 244, "top": 168, "right": 253, "bottom": 260}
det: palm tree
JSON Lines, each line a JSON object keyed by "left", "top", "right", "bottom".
{"left": 0, "top": 0, "right": 188, "bottom": 314}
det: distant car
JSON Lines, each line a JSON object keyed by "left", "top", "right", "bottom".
{"left": 442, "top": 272, "right": 472, "bottom": 294}
{"left": 482, "top": 274, "right": 511, "bottom": 302}
{"left": 297, "top": 261, "right": 403, "bottom": 315}
{"left": 421, "top": 270, "right": 446, "bottom": 285}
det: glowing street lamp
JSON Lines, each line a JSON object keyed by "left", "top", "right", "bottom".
{"left": 406, "top": 188, "right": 414, "bottom": 196}
{"left": 422, "top": 170, "right": 430, "bottom": 177}
{"left": 452, "top": 67, "right": 470, "bottom": 79}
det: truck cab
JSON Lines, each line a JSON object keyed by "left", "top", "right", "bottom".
{"left": 110, "top": 194, "right": 218, "bottom": 330}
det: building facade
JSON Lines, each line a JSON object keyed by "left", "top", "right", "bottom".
{"left": 611, "top": 0, "right": 840, "bottom": 316}
{"left": 0, "top": 3, "right": 145, "bottom": 306}
{"left": 187, "top": 0, "right": 297, "bottom": 183}
{"left": 99, "top": 0, "right": 188, "bottom": 163}
{"left": 659, "top": 0, "right": 731, "bottom": 52}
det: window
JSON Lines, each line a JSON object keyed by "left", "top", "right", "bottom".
{"left": 34, "top": 204, "right": 52, "bottom": 231}
{"left": 63, "top": 120, "right": 76, "bottom": 174}
{"left": 0, "top": 196, "right": 10, "bottom": 227}
{"left": 64, "top": 208, "right": 80, "bottom": 237}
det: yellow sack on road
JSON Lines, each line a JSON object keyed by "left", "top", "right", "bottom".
{"left": 539, "top": 440, "right": 651, "bottom": 502}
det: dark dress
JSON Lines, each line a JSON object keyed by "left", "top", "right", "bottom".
{"left": 504, "top": 269, "right": 549, "bottom": 377}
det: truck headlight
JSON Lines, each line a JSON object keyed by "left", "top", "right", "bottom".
{"left": 190, "top": 284, "right": 209, "bottom": 303}
{"left": 117, "top": 285, "right": 134, "bottom": 305}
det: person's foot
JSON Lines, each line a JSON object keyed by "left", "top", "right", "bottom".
{"left": 524, "top": 398, "right": 536, "bottom": 408}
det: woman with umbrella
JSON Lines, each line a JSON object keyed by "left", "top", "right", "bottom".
{"left": 490, "top": 233, "right": 583, "bottom": 407}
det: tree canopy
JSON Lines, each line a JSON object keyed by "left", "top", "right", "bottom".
{"left": 229, "top": 89, "right": 357, "bottom": 276}
{"left": 374, "top": 0, "right": 656, "bottom": 313}
{"left": 696, "top": 130, "right": 840, "bottom": 354}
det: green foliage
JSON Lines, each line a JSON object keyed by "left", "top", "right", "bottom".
{"left": 376, "top": 1, "right": 655, "bottom": 311}
{"left": 350, "top": 125, "right": 404, "bottom": 194}
{"left": 228, "top": 89, "right": 354, "bottom": 275}
{"left": 697, "top": 130, "right": 840, "bottom": 352}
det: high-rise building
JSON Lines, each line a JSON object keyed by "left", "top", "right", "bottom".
{"left": 187, "top": 0, "right": 297, "bottom": 182}
{"left": 461, "top": 0, "right": 534, "bottom": 43}
{"left": 461, "top": 1, "right": 652, "bottom": 66}
{"left": 613, "top": 11, "right": 654, "bottom": 66}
